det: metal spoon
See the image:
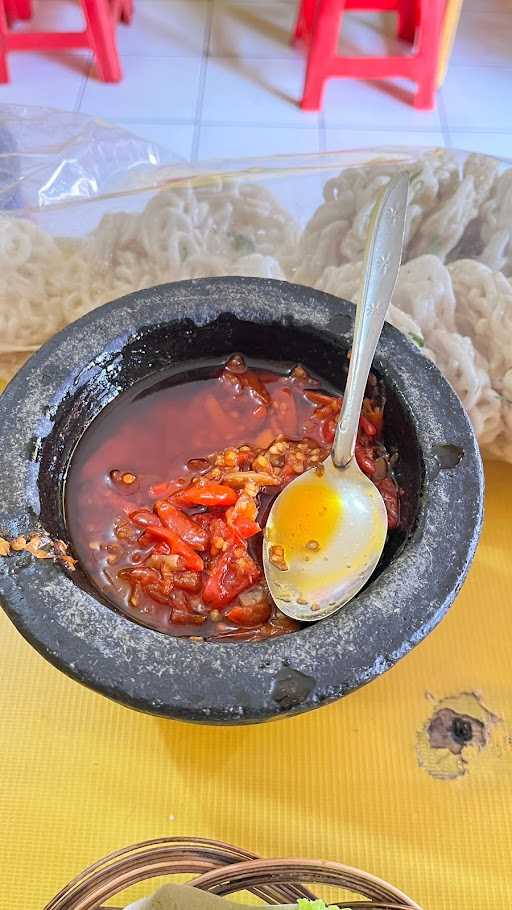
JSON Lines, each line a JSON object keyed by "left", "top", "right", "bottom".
{"left": 263, "top": 173, "right": 409, "bottom": 623}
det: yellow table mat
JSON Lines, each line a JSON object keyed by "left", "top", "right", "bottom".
{"left": 1, "top": 460, "right": 511, "bottom": 910}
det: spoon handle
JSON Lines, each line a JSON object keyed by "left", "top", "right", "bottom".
{"left": 332, "top": 173, "right": 409, "bottom": 469}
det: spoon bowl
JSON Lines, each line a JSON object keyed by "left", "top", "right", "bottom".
{"left": 263, "top": 455, "right": 387, "bottom": 623}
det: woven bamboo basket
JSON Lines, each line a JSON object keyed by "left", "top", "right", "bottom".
{"left": 43, "top": 837, "right": 423, "bottom": 910}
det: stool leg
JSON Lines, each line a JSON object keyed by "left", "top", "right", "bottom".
{"left": 397, "top": 0, "right": 416, "bottom": 43}
{"left": 301, "top": 0, "right": 344, "bottom": 111}
{"left": 3, "top": 0, "right": 14, "bottom": 25}
{"left": 119, "top": 0, "right": 133, "bottom": 25}
{"left": 82, "top": 0, "right": 122, "bottom": 82}
{"left": 0, "top": 50, "right": 8, "bottom": 83}
{"left": 294, "top": 0, "right": 316, "bottom": 44}
{"left": 14, "top": 0, "right": 32, "bottom": 20}
{"left": 414, "top": 0, "right": 443, "bottom": 109}
{"left": 0, "top": 0, "right": 10, "bottom": 82}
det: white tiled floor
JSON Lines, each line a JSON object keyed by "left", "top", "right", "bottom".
{"left": 201, "top": 57, "right": 319, "bottom": 126}
{"left": 198, "top": 122, "right": 320, "bottom": 157}
{"left": 324, "top": 128, "right": 445, "bottom": 152}
{"left": 1, "top": 0, "right": 511, "bottom": 162}
{"left": 322, "top": 76, "right": 444, "bottom": 130}
{"left": 441, "top": 64, "right": 512, "bottom": 131}
{"left": 117, "top": 0, "right": 209, "bottom": 56}
{"left": 81, "top": 56, "right": 203, "bottom": 119}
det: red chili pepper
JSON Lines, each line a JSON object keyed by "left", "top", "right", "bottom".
{"left": 146, "top": 584, "right": 173, "bottom": 605}
{"left": 168, "top": 589, "right": 188, "bottom": 611}
{"left": 355, "top": 445, "right": 376, "bottom": 477}
{"left": 232, "top": 517, "right": 261, "bottom": 539}
{"left": 137, "top": 530, "right": 158, "bottom": 548}
{"left": 305, "top": 390, "right": 339, "bottom": 407}
{"left": 359, "top": 415, "right": 377, "bottom": 437}
{"left": 361, "top": 457, "right": 376, "bottom": 477}
{"left": 226, "top": 602, "right": 272, "bottom": 627}
{"left": 363, "top": 402, "right": 384, "bottom": 435}
{"left": 173, "top": 571, "right": 202, "bottom": 593}
{"left": 144, "top": 525, "right": 204, "bottom": 571}
{"left": 208, "top": 515, "right": 242, "bottom": 551}
{"left": 171, "top": 609, "right": 206, "bottom": 625}
{"left": 321, "top": 418, "right": 336, "bottom": 445}
{"left": 376, "top": 476, "right": 400, "bottom": 529}
{"left": 203, "top": 545, "right": 261, "bottom": 608}
{"left": 154, "top": 542, "right": 171, "bottom": 555}
{"left": 149, "top": 479, "right": 188, "bottom": 499}
{"left": 126, "top": 566, "right": 161, "bottom": 587}
{"left": 173, "top": 482, "right": 237, "bottom": 508}
{"left": 130, "top": 509, "right": 160, "bottom": 529}
{"left": 226, "top": 493, "right": 261, "bottom": 540}
{"left": 155, "top": 500, "right": 208, "bottom": 550}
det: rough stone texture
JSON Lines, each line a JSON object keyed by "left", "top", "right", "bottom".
{"left": 0, "top": 278, "right": 484, "bottom": 724}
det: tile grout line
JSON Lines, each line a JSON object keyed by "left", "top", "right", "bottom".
{"left": 110, "top": 115, "right": 469, "bottom": 134}
{"left": 318, "top": 111, "right": 327, "bottom": 153}
{"left": 73, "top": 55, "right": 94, "bottom": 114}
{"left": 190, "top": 0, "right": 214, "bottom": 162}
{"left": 114, "top": 117, "right": 200, "bottom": 126}
{"left": 436, "top": 89, "right": 453, "bottom": 149}
{"left": 445, "top": 61, "right": 512, "bottom": 70}
{"left": 444, "top": 127, "right": 512, "bottom": 135}
{"left": 201, "top": 119, "right": 439, "bottom": 132}
{"left": 113, "top": 117, "right": 320, "bottom": 129}
{"left": 322, "top": 122, "right": 445, "bottom": 133}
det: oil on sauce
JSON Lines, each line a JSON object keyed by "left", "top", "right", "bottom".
{"left": 65, "top": 357, "right": 398, "bottom": 641}
{"left": 65, "top": 361, "right": 322, "bottom": 638}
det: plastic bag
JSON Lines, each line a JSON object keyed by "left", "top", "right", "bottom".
{"left": 1, "top": 104, "right": 511, "bottom": 462}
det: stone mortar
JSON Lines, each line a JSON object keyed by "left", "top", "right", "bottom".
{"left": 0, "top": 278, "right": 484, "bottom": 724}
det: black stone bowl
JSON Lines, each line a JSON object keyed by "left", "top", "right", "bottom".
{"left": 0, "top": 278, "right": 483, "bottom": 724}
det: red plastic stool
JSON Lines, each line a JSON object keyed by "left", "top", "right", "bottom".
{"left": 294, "top": 0, "right": 444, "bottom": 110}
{"left": 0, "top": 0, "right": 133, "bottom": 82}
{"left": 5, "top": 0, "right": 132, "bottom": 24}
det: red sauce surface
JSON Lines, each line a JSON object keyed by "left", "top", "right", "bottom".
{"left": 66, "top": 356, "right": 400, "bottom": 642}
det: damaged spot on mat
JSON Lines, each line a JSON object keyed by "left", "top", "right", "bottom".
{"left": 416, "top": 692, "right": 499, "bottom": 780}
{"left": 428, "top": 708, "right": 485, "bottom": 754}
{"left": 271, "top": 666, "right": 315, "bottom": 710}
